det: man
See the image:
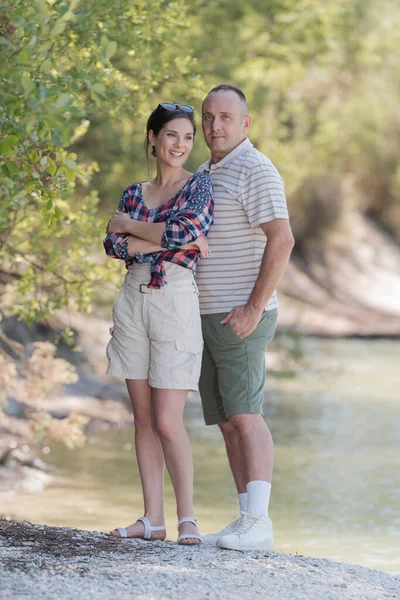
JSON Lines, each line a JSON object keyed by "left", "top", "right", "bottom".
{"left": 196, "top": 84, "right": 294, "bottom": 551}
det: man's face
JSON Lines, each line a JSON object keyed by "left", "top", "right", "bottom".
{"left": 202, "top": 90, "right": 251, "bottom": 162}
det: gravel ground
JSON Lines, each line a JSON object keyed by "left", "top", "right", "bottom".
{"left": 0, "top": 520, "right": 399, "bottom": 600}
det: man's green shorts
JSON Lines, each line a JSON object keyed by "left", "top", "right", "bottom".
{"left": 199, "top": 309, "right": 278, "bottom": 425}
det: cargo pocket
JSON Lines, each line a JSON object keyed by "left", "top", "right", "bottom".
{"left": 172, "top": 338, "right": 204, "bottom": 385}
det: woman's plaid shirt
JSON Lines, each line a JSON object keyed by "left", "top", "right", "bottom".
{"left": 103, "top": 173, "right": 214, "bottom": 288}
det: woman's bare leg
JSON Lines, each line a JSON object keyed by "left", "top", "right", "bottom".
{"left": 110, "top": 379, "right": 165, "bottom": 539}
{"left": 152, "top": 388, "right": 200, "bottom": 544}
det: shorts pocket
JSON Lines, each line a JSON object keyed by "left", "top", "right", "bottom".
{"left": 220, "top": 321, "right": 245, "bottom": 344}
{"left": 171, "top": 293, "right": 198, "bottom": 329}
{"left": 172, "top": 338, "right": 203, "bottom": 382}
{"left": 228, "top": 322, "right": 244, "bottom": 340}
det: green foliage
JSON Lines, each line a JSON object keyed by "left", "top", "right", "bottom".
{"left": 78, "top": 0, "right": 400, "bottom": 247}
{"left": 1, "top": 0, "right": 399, "bottom": 326}
{"left": 0, "top": 0, "right": 201, "bottom": 321}
{"left": 185, "top": 0, "right": 400, "bottom": 242}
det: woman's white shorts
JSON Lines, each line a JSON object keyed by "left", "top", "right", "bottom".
{"left": 106, "top": 263, "right": 203, "bottom": 391}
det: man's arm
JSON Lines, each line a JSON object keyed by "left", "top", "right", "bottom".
{"left": 221, "top": 219, "right": 294, "bottom": 338}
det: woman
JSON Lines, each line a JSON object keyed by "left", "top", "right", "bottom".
{"left": 103, "top": 103, "right": 214, "bottom": 545}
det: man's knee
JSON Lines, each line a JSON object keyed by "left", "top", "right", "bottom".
{"left": 229, "top": 413, "right": 265, "bottom": 434}
{"left": 218, "top": 419, "right": 235, "bottom": 440}
{"left": 219, "top": 414, "right": 257, "bottom": 440}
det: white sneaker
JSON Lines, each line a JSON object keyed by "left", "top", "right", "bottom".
{"left": 216, "top": 513, "right": 273, "bottom": 551}
{"left": 201, "top": 513, "right": 246, "bottom": 546}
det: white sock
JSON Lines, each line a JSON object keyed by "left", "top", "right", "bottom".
{"left": 246, "top": 480, "right": 271, "bottom": 517}
{"left": 238, "top": 492, "right": 247, "bottom": 513}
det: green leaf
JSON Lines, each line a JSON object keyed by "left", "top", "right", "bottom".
{"left": 52, "top": 130, "right": 63, "bottom": 147}
{"left": 5, "top": 161, "right": 19, "bottom": 175}
{"left": 18, "top": 50, "right": 30, "bottom": 64}
{"left": 0, "top": 146, "right": 15, "bottom": 158}
{"left": 21, "top": 77, "right": 36, "bottom": 96}
{"left": 104, "top": 41, "right": 117, "bottom": 60}
{"left": 66, "top": 159, "right": 76, "bottom": 169}
{"left": 51, "top": 19, "right": 67, "bottom": 37}
{"left": 55, "top": 93, "right": 71, "bottom": 109}
{"left": 0, "top": 135, "right": 19, "bottom": 155}
{"left": 91, "top": 83, "right": 106, "bottom": 97}
{"left": 40, "top": 58, "right": 52, "bottom": 72}
{"left": 47, "top": 157, "right": 57, "bottom": 176}
{"left": 64, "top": 166, "right": 76, "bottom": 181}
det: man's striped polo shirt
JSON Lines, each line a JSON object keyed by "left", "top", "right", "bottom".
{"left": 196, "top": 137, "right": 289, "bottom": 315}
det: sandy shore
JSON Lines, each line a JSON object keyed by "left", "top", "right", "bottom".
{"left": 0, "top": 520, "right": 399, "bottom": 600}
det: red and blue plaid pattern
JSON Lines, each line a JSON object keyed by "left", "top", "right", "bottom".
{"left": 104, "top": 173, "right": 214, "bottom": 288}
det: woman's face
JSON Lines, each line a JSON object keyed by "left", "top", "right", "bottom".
{"left": 149, "top": 117, "right": 194, "bottom": 168}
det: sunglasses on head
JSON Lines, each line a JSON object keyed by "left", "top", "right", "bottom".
{"left": 158, "top": 103, "right": 194, "bottom": 114}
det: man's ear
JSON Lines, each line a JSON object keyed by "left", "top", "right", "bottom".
{"left": 243, "top": 114, "right": 252, "bottom": 135}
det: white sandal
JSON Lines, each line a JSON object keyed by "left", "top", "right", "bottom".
{"left": 112, "top": 516, "right": 166, "bottom": 540}
{"left": 177, "top": 517, "right": 202, "bottom": 545}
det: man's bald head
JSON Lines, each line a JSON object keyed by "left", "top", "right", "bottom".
{"left": 202, "top": 84, "right": 248, "bottom": 116}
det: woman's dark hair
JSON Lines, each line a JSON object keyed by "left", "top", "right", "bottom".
{"left": 144, "top": 105, "right": 196, "bottom": 165}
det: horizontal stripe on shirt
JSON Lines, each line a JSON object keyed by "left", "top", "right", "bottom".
{"left": 196, "top": 138, "right": 288, "bottom": 315}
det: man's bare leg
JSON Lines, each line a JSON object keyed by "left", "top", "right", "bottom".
{"left": 228, "top": 414, "right": 273, "bottom": 483}
{"left": 219, "top": 420, "right": 247, "bottom": 493}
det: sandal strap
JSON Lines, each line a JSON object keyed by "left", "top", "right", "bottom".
{"left": 177, "top": 517, "right": 198, "bottom": 528}
{"left": 137, "top": 517, "right": 166, "bottom": 540}
{"left": 116, "top": 527, "right": 127, "bottom": 538}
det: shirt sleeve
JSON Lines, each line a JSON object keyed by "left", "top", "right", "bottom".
{"left": 161, "top": 174, "right": 214, "bottom": 249}
{"left": 240, "top": 161, "right": 289, "bottom": 227}
{"left": 103, "top": 187, "right": 135, "bottom": 260}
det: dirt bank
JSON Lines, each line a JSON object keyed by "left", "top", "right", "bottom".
{"left": 279, "top": 213, "right": 400, "bottom": 336}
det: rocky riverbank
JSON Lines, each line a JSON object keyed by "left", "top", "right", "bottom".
{"left": 0, "top": 519, "right": 399, "bottom": 600}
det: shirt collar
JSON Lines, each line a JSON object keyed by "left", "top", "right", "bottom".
{"left": 202, "top": 138, "right": 253, "bottom": 173}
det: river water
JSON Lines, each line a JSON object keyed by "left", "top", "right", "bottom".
{"left": 2, "top": 338, "right": 400, "bottom": 574}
